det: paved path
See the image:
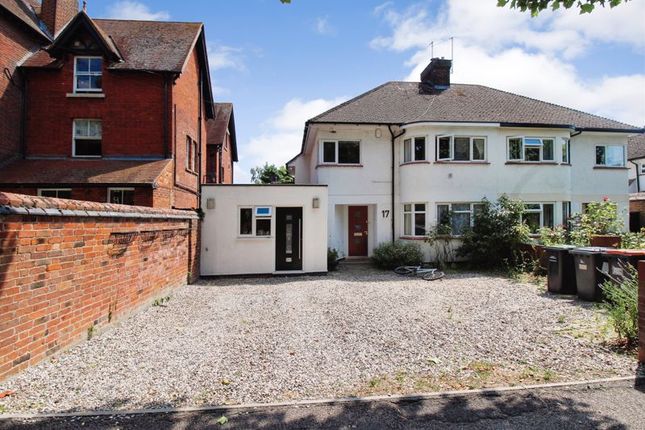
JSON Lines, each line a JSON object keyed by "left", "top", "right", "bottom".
{"left": 2, "top": 378, "right": 643, "bottom": 429}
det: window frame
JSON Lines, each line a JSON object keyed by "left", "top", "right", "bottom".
{"left": 72, "top": 119, "right": 102, "bottom": 158}
{"left": 319, "top": 139, "right": 361, "bottom": 165}
{"left": 640, "top": 163, "right": 645, "bottom": 175}
{"left": 238, "top": 206, "right": 273, "bottom": 238}
{"left": 403, "top": 136, "right": 427, "bottom": 163}
{"left": 73, "top": 56, "right": 103, "bottom": 93}
{"left": 435, "top": 135, "right": 487, "bottom": 162}
{"left": 402, "top": 203, "right": 427, "bottom": 237}
{"left": 436, "top": 202, "right": 484, "bottom": 236}
{"left": 562, "top": 138, "right": 570, "bottom": 164}
{"left": 506, "top": 136, "right": 556, "bottom": 163}
{"left": 595, "top": 144, "right": 626, "bottom": 167}
{"left": 37, "top": 188, "right": 72, "bottom": 199}
{"left": 522, "top": 202, "right": 555, "bottom": 233}
{"left": 107, "top": 188, "right": 135, "bottom": 205}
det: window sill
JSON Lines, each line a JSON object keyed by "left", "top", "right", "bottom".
{"left": 237, "top": 236, "right": 273, "bottom": 239}
{"left": 316, "top": 163, "right": 363, "bottom": 168}
{"left": 399, "top": 236, "right": 426, "bottom": 241}
{"left": 67, "top": 93, "right": 105, "bottom": 98}
{"left": 72, "top": 155, "right": 102, "bottom": 159}
{"left": 185, "top": 168, "right": 199, "bottom": 176}
{"left": 505, "top": 161, "right": 558, "bottom": 165}
{"left": 400, "top": 161, "right": 431, "bottom": 166}
{"left": 434, "top": 161, "right": 490, "bottom": 165}
{"left": 593, "top": 166, "right": 629, "bottom": 170}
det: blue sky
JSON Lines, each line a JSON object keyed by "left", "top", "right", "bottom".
{"left": 94, "top": 0, "right": 645, "bottom": 182}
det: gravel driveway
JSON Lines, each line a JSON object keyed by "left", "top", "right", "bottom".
{"left": 0, "top": 265, "right": 637, "bottom": 414}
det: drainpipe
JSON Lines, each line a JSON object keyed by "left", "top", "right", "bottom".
{"left": 630, "top": 160, "right": 641, "bottom": 193}
{"left": 388, "top": 125, "right": 406, "bottom": 242}
{"left": 197, "top": 71, "right": 204, "bottom": 209}
{"left": 163, "top": 74, "right": 170, "bottom": 159}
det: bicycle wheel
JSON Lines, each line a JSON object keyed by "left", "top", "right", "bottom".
{"left": 423, "top": 271, "right": 445, "bottom": 281}
{"left": 394, "top": 266, "right": 415, "bottom": 275}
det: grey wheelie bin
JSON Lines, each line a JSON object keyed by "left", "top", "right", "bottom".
{"left": 544, "top": 245, "right": 577, "bottom": 294}
{"left": 569, "top": 247, "right": 610, "bottom": 302}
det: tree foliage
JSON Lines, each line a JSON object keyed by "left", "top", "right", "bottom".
{"left": 250, "top": 163, "right": 294, "bottom": 184}
{"left": 497, "top": 0, "right": 629, "bottom": 16}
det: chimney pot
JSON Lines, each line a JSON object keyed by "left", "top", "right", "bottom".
{"left": 41, "top": 0, "right": 79, "bottom": 36}
{"left": 420, "top": 58, "right": 452, "bottom": 90}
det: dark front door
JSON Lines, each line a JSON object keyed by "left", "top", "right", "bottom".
{"left": 276, "top": 207, "right": 303, "bottom": 271}
{"left": 348, "top": 206, "right": 368, "bottom": 257}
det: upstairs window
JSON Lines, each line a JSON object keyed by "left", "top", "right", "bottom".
{"left": 595, "top": 145, "right": 625, "bottom": 167}
{"left": 437, "top": 203, "right": 484, "bottom": 236}
{"left": 73, "top": 119, "right": 102, "bottom": 157}
{"left": 74, "top": 57, "right": 103, "bottom": 93}
{"left": 403, "top": 137, "right": 426, "bottom": 162}
{"left": 320, "top": 140, "right": 360, "bottom": 164}
{"left": 436, "top": 136, "right": 486, "bottom": 162}
{"left": 507, "top": 137, "right": 555, "bottom": 162}
{"left": 562, "top": 138, "right": 570, "bottom": 164}
{"left": 108, "top": 188, "right": 135, "bottom": 205}
{"left": 186, "top": 136, "right": 198, "bottom": 172}
{"left": 522, "top": 203, "right": 555, "bottom": 233}
{"left": 403, "top": 203, "right": 426, "bottom": 237}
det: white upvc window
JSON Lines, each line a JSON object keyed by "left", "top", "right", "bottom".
{"left": 239, "top": 206, "right": 273, "bottom": 237}
{"left": 522, "top": 203, "right": 555, "bottom": 233}
{"left": 436, "top": 136, "right": 486, "bottom": 162}
{"left": 595, "top": 145, "right": 625, "bottom": 167}
{"left": 108, "top": 188, "right": 135, "bottom": 205}
{"left": 403, "top": 136, "right": 426, "bottom": 162}
{"left": 403, "top": 203, "right": 426, "bottom": 237}
{"left": 320, "top": 140, "right": 360, "bottom": 164}
{"left": 436, "top": 203, "right": 484, "bottom": 236}
{"left": 641, "top": 163, "right": 645, "bottom": 174}
{"left": 562, "top": 138, "right": 570, "bottom": 164}
{"left": 73, "top": 119, "right": 102, "bottom": 157}
{"left": 38, "top": 189, "right": 72, "bottom": 199}
{"left": 74, "top": 56, "right": 103, "bottom": 93}
{"left": 507, "top": 137, "right": 555, "bottom": 162}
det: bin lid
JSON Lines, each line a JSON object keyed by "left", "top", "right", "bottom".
{"left": 569, "top": 247, "right": 609, "bottom": 255}
{"left": 604, "top": 249, "right": 645, "bottom": 256}
{"left": 544, "top": 245, "right": 576, "bottom": 251}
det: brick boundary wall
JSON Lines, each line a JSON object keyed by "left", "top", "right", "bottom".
{"left": 639, "top": 261, "right": 645, "bottom": 364}
{"left": 0, "top": 192, "right": 200, "bottom": 381}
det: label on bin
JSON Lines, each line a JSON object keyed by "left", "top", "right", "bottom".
{"left": 579, "top": 262, "right": 587, "bottom": 270}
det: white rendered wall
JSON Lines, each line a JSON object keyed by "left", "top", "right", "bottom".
{"left": 200, "top": 185, "right": 328, "bottom": 276}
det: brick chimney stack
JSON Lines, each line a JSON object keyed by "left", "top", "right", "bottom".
{"left": 420, "top": 58, "right": 452, "bottom": 90}
{"left": 41, "top": 0, "right": 79, "bottom": 36}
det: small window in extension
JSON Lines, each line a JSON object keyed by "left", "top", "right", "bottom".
{"left": 255, "top": 207, "right": 272, "bottom": 236}
{"left": 240, "top": 208, "right": 253, "bottom": 235}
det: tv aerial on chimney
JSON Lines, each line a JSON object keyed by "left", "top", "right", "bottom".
{"left": 429, "top": 37, "right": 454, "bottom": 74}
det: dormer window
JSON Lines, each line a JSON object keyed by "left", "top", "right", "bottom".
{"left": 74, "top": 57, "right": 103, "bottom": 93}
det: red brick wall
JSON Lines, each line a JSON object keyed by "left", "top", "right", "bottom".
{"left": 40, "top": 0, "right": 78, "bottom": 36}
{"left": 221, "top": 132, "right": 235, "bottom": 184}
{"left": 631, "top": 199, "right": 645, "bottom": 214}
{"left": 0, "top": 13, "right": 43, "bottom": 164}
{"left": 24, "top": 62, "right": 165, "bottom": 158}
{"left": 0, "top": 192, "right": 199, "bottom": 381}
{"left": 639, "top": 261, "right": 645, "bottom": 364}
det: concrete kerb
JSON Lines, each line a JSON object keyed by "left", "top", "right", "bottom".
{"left": 1, "top": 375, "right": 642, "bottom": 420}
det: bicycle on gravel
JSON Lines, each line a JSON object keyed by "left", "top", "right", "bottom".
{"left": 394, "top": 265, "right": 445, "bottom": 281}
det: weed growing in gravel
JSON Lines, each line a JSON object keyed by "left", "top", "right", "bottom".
{"left": 368, "top": 377, "right": 382, "bottom": 388}
{"left": 152, "top": 296, "right": 171, "bottom": 307}
{"left": 0, "top": 405, "right": 6, "bottom": 414}
{"left": 557, "top": 315, "right": 566, "bottom": 324}
{"left": 468, "top": 361, "right": 496, "bottom": 379}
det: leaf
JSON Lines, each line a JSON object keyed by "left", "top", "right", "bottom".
{"left": 579, "top": 3, "right": 595, "bottom": 12}
{"left": 216, "top": 416, "right": 229, "bottom": 425}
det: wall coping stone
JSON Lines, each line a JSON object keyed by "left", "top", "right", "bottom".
{"left": 0, "top": 192, "right": 199, "bottom": 220}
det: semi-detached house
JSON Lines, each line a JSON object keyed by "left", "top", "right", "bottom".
{"left": 287, "top": 58, "right": 643, "bottom": 261}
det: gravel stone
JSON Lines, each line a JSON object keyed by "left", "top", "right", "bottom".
{"left": 0, "top": 265, "right": 636, "bottom": 414}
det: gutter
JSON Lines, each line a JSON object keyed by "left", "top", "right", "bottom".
{"left": 388, "top": 125, "right": 406, "bottom": 243}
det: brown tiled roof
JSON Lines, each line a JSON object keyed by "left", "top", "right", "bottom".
{"left": 628, "top": 134, "right": 645, "bottom": 160}
{"left": 310, "top": 82, "right": 639, "bottom": 131}
{"left": 0, "top": 159, "right": 171, "bottom": 186}
{"left": 207, "top": 103, "right": 238, "bottom": 162}
{"left": 0, "top": 0, "right": 50, "bottom": 39}
{"left": 22, "top": 18, "right": 202, "bottom": 73}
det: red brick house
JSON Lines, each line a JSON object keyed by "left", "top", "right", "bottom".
{"left": 0, "top": 0, "right": 52, "bottom": 165}
{"left": 0, "top": 1, "right": 219, "bottom": 209}
{"left": 205, "top": 103, "right": 238, "bottom": 184}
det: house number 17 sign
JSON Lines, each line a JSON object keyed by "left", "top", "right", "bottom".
{"left": 381, "top": 210, "right": 390, "bottom": 219}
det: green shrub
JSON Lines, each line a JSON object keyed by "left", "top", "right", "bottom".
{"left": 600, "top": 264, "right": 639, "bottom": 345}
{"left": 327, "top": 248, "right": 340, "bottom": 271}
{"left": 457, "top": 196, "right": 530, "bottom": 269}
{"left": 569, "top": 199, "right": 623, "bottom": 247}
{"left": 621, "top": 229, "right": 645, "bottom": 249}
{"left": 372, "top": 241, "right": 423, "bottom": 269}
{"left": 538, "top": 225, "right": 567, "bottom": 246}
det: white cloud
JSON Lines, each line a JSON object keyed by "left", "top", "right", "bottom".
{"left": 106, "top": 1, "right": 170, "bottom": 21}
{"left": 236, "top": 97, "right": 347, "bottom": 183}
{"left": 208, "top": 45, "right": 246, "bottom": 72}
{"left": 314, "top": 16, "right": 335, "bottom": 35}
{"left": 371, "top": 0, "right": 645, "bottom": 126}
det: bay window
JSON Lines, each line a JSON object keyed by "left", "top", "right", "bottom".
{"left": 403, "top": 203, "right": 426, "bottom": 236}
{"left": 437, "top": 203, "right": 484, "bottom": 235}
{"left": 73, "top": 119, "right": 102, "bottom": 157}
{"left": 522, "top": 203, "right": 555, "bottom": 233}
{"left": 436, "top": 136, "right": 486, "bottom": 162}
{"left": 595, "top": 145, "right": 625, "bottom": 167}
{"left": 320, "top": 140, "right": 360, "bottom": 164}
{"left": 403, "top": 137, "right": 426, "bottom": 162}
{"left": 507, "top": 137, "right": 555, "bottom": 162}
